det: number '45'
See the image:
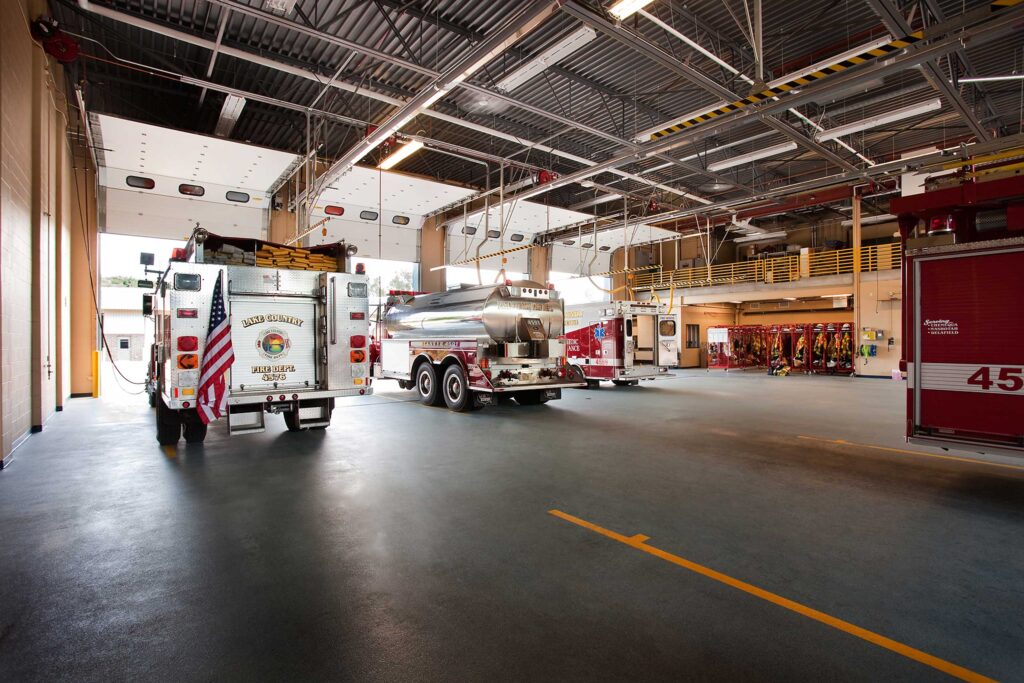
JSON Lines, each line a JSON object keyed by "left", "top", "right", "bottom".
{"left": 967, "top": 367, "right": 1024, "bottom": 391}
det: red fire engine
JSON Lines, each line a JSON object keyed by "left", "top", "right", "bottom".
{"left": 892, "top": 174, "right": 1024, "bottom": 456}
{"left": 564, "top": 302, "right": 678, "bottom": 386}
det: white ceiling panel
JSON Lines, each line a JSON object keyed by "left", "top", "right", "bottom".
{"left": 447, "top": 200, "right": 591, "bottom": 236}
{"left": 95, "top": 114, "right": 298, "bottom": 191}
{"left": 319, "top": 166, "right": 476, "bottom": 217}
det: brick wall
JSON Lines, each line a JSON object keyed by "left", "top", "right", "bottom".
{"left": 1, "top": 0, "right": 36, "bottom": 456}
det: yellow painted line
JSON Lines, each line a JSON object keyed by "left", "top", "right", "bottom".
{"left": 798, "top": 435, "right": 1024, "bottom": 474}
{"left": 548, "top": 509, "right": 997, "bottom": 683}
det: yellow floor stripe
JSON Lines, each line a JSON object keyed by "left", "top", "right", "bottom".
{"left": 548, "top": 509, "right": 997, "bottom": 683}
{"left": 797, "top": 435, "right": 1024, "bottom": 474}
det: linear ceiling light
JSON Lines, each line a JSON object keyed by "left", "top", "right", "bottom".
{"left": 733, "top": 231, "right": 787, "bottom": 244}
{"left": 956, "top": 73, "right": 1024, "bottom": 83}
{"left": 497, "top": 26, "right": 597, "bottom": 92}
{"left": 707, "top": 143, "right": 798, "bottom": 172}
{"left": 214, "top": 94, "right": 246, "bottom": 138}
{"left": 815, "top": 99, "right": 942, "bottom": 142}
{"left": 608, "top": 0, "right": 655, "bottom": 20}
{"left": 378, "top": 140, "right": 424, "bottom": 170}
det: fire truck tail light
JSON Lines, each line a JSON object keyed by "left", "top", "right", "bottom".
{"left": 350, "top": 335, "right": 366, "bottom": 348}
{"left": 177, "top": 336, "right": 198, "bottom": 351}
{"left": 182, "top": 401, "right": 190, "bottom": 408}
{"left": 350, "top": 312, "right": 365, "bottom": 320}
{"left": 354, "top": 378, "right": 364, "bottom": 385}
{"left": 279, "top": 395, "right": 286, "bottom": 401}
{"left": 479, "top": 358, "right": 489, "bottom": 369}
{"left": 172, "top": 388, "right": 179, "bottom": 398}
{"left": 266, "top": 395, "right": 274, "bottom": 402}
{"left": 181, "top": 388, "right": 195, "bottom": 396}
{"left": 177, "top": 308, "right": 198, "bottom": 318}
{"left": 292, "top": 394, "right": 299, "bottom": 400}
{"left": 177, "top": 354, "right": 199, "bottom": 369}
{"left": 171, "top": 248, "right": 188, "bottom": 261}
{"left": 558, "top": 368, "right": 566, "bottom": 378}
{"left": 350, "top": 350, "right": 366, "bottom": 363}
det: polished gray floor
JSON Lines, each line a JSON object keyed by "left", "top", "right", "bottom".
{"left": 1, "top": 368, "right": 1022, "bottom": 681}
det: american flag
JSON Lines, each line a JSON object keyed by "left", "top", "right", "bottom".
{"left": 197, "top": 271, "right": 234, "bottom": 424}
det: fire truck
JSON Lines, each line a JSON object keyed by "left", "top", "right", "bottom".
{"left": 145, "top": 229, "right": 372, "bottom": 444}
{"left": 373, "top": 281, "right": 587, "bottom": 410}
{"left": 892, "top": 173, "right": 1024, "bottom": 457}
{"left": 564, "top": 301, "right": 678, "bottom": 386}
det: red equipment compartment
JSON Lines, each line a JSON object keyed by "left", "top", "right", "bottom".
{"left": 908, "top": 242, "right": 1024, "bottom": 452}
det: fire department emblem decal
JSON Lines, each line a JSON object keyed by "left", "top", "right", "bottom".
{"left": 257, "top": 327, "right": 291, "bottom": 359}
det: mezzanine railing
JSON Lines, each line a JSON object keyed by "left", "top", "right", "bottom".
{"left": 632, "top": 243, "right": 900, "bottom": 291}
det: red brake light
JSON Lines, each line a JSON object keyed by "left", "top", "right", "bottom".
{"left": 350, "top": 335, "right": 366, "bottom": 348}
{"left": 182, "top": 401, "right": 190, "bottom": 408}
{"left": 177, "top": 335, "right": 198, "bottom": 351}
{"left": 325, "top": 205, "right": 344, "bottom": 216}
{"left": 279, "top": 395, "right": 286, "bottom": 401}
{"left": 350, "top": 312, "right": 365, "bottom": 320}
{"left": 266, "top": 395, "right": 274, "bottom": 402}
{"left": 171, "top": 248, "right": 188, "bottom": 261}
{"left": 177, "top": 308, "right": 198, "bottom": 318}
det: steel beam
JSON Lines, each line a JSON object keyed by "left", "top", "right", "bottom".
{"left": 864, "top": 0, "right": 989, "bottom": 141}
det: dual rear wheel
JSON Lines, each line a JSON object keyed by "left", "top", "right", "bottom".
{"left": 415, "top": 362, "right": 480, "bottom": 412}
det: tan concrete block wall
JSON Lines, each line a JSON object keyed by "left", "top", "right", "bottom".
{"left": 1, "top": 0, "right": 36, "bottom": 455}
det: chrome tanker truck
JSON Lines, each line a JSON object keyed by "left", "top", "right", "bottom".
{"left": 373, "top": 281, "right": 586, "bottom": 411}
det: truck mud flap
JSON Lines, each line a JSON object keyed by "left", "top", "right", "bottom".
{"left": 228, "top": 403, "right": 265, "bottom": 435}
{"left": 542, "top": 388, "right": 561, "bottom": 401}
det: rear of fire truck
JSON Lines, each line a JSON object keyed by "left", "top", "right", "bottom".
{"left": 146, "top": 230, "right": 371, "bottom": 444}
{"left": 374, "top": 281, "right": 586, "bottom": 411}
{"left": 893, "top": 174, "right": 1024, "bottom": 457}
{"left": 564, "top": 301, "right": 678, "bottom": 386}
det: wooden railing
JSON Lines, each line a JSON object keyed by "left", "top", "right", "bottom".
{"left": 632, "top": 243, "right": 901, "bottom": 290}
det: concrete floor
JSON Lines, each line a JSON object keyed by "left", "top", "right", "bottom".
{"left": 1, "top": 368, "right": 1023, "bottom": 681}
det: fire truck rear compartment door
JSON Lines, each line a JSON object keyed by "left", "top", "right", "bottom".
{"left": 229, "top": 297, "right": 318, "bottom": 391}
{"left": 914, "top": 247, "right": 1024, "bottom": 445}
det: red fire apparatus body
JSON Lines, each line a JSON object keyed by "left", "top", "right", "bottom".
{"left": 564, "top": 302, "right": 678, "bottom": 386}
{"left": 892, "top": 174, "right": 1024, "bottom": 456}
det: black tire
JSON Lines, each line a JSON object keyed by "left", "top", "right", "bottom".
{"left": 515, "top": 390, "right": 548, "bottom": 406}
{"left": 585, "top": 379, "right": 601, "bottom": 389}
{"left": 182, "top": 413, "right": 208, "bottom": 443}
{"left": 415, "top": 363, "right": 444, "bottom": 406}
{"left": 155, "top": 397, "right": 181, "bottom": 446}
{"left": 441, "top": 365, "right": 473, "bottom": 412}
{"left": 397, "top": 379, "right": 413, "bottom": 390}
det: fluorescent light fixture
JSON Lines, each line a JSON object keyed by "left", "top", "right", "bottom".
{"left": 378, "top": 140, "right": 424, "bottom": 170}
{"left": 733, "top": 231, "right": 787, "bottom": 244}
{"left": 708, "top": 143, "right": 797, "bottom": 172}
{"left": 609, "top": 0, "right": 655, "bottom": 19}
{"left": 497, "top": 26, "right": 597, "bottom": 92}
{"left": 956, "top": 74, "right": 1024, "bottom": 83}
{"left": 820, "top": 293, "right": 853, "bottom": 298}
{"left": 816, "top": 99, "right": 942, "bottom": 142}
{"left": 783, "top": 297, "right": 797, "bottom": 301}
{"left": 214, "top": 94, "right": 246, "bottom": 137}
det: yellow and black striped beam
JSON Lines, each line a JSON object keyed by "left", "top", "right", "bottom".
{"left": 432, "top": 242, "right": 539, "bottom": 270}
{"left": 649, "top": 0, "right": 1021, "bottom": 141}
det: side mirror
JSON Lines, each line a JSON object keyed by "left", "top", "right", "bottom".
{"left": 142, "top": 294, "right": 153, "bottom": 316}
{"left": 140, "top": 252, "right": 155, "bottom": 266}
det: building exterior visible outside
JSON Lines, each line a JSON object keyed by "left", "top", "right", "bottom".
{"left": 100, "top": 287, "right": 150, "bottom": 362}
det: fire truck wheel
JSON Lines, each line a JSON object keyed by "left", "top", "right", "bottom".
{"left": 183, "top": 415, "right": 208, "bottom": 444}
{"left": 515, "top": 391, "right": 548, "bottom": 406}
{"left": 155, "top": 398, "right": 181, "bottom": 445}
{"left": 442, "top": 365, "right": 473, "bottom": 412}
{"left": 416, "top": 363, "right": 444, "bottom": 406}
